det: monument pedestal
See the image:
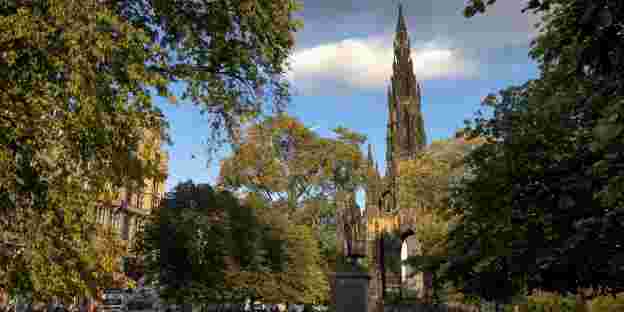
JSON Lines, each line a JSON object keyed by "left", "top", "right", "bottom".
{"left": 335, "top": 272, "right": 371, "bottom": 312}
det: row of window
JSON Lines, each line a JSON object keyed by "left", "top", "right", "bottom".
{"left": 94, "top": 206, "right": 147, "bottom": 243}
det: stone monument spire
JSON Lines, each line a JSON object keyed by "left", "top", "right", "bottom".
{"left": 385, "top": 2, "right": 427, "bottom": 214}
{"left": 367, "top": 6, "right": 431, "bottom": 312}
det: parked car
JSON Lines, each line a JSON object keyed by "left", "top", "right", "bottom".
{"left": 98, "top": 289, "right": 127, "bottom": 312}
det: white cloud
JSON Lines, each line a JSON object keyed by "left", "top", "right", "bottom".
{"left": 287, "top": 37, "right": 479, "bottom": 93}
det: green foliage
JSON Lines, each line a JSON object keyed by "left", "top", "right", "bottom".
{"left": 282, "top": 224, "right": 330, "bottom": 304}
{"left": 396, "top": 135, "right": 485, "bottom": 303}
{"left": 501, "top": 293, "right": 577, "bottom": 312}
{"left": 138, "top": 182, "right": 239, "bottom": 304}
{"left": 138, "top": 181, "right": 328, "bottom": 305}
{"left": 318, "top": 221, "right": 338, "bottom": 270}
{"left": 382, "top": 230, "right": 402, "bottom": 275}
{"left": 1, "top": 0, "right": 301, "bottom": 300}
{"left": 218, "top": 115, "right": 365, "bottom": 280}
{"left": 590, "top": 293, "right": 624, "bottom": 312}
{"left": 0, "top": 0, "right": 300, "bottom": 298}
{"left": 8, "top": 268, "right": 33, "bottom": 299}
{"left": 219, "top": 115, "right": 367, "bottom": 208}
{"left": 437, "top": 0, "right": 624, "bottom": 301}
{"left": 0, "top": 0, "right": 167, "bottom": 300}
{"left": 334, "top": 256, "right": 367, "bottom": 273}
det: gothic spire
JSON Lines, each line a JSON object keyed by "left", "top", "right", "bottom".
{"left": 367, "top": 144, "right": 374, "bottom": 167}
{"left": 396, "top": 3, "right": 407, "bottom": 35}
{"left": 386, "top": 1, "right": 426, "bottom": 170}
{"left": 394, "top": 2, "right": 411, "bottom": 69}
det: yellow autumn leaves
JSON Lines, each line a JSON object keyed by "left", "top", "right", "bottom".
{"left": 396, "top": 136, "right": 485, "bottom": 259}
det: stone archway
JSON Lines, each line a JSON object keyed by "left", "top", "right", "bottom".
{"left": 399, "top": 229, "right": 414, "bottom": 284}
{"left": 400, "top": 239, "right": 408, "bottom": 283}
{"left": 399, "top": 229, "right": 425, "bottom": 299}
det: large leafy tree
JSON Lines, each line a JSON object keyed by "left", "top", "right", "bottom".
{"left": 136, "top": 181, "right": 328, "bottom": 306}
{"left": 218, "top": 114, "right": 366, "bottom": 297}
{"left": 218, "top": 114, "right": 367, "bottom": 212}
{"left": 449, "top": 0, "right": 624, "bottom": 298}
{"left": 397, "top": 137, "right": 485, "bottom": 303}
{"left": 1, "top": 0, "right": 302, "bottom": 300}
{"left": 443, "top": 79, "right": 622, "bottom": 304}
{"left": 136, "top": 181, "right": 230, "bottom": 304}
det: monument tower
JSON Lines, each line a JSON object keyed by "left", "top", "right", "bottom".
{"left": 366, "top": 4, "right": 428, "bottom": 312}
{"left": 385, "top": 2, "right": 427, "bottom": 214}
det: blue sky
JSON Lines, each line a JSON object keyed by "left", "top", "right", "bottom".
{"left": 158, "top": 0, "right": 541, "bottom": 193}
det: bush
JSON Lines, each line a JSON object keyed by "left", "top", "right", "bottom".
{"left": 589, "top": 293, "right": 624, "bottom": 312}
{"left": 509, "top": 291, "right": 624, "bottom": 312}
{"left": 500, "top": 292, "right": 575, "bottom": 312}
{"left": 526, "top": 292, "right": 575, "bottom": 312}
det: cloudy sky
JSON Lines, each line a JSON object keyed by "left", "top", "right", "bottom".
{"left": 160, "top": 0, "right": 542, "bottom": 193}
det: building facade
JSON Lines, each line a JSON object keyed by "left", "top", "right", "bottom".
{"left": 95, "top": 127, "right": 168, "bottom": 259}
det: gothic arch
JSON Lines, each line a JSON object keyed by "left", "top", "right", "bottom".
{"left": 399, "top": 228, "right": 425, "bottom": 298}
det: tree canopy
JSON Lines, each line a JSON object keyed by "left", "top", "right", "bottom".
{"left": 136, "top": 181, "right": 328, "bottom": 306}
{"left": 436, "top": 0, "right": 624, "bottom": 300}
{"left": 218, "top": 114, "right": 367, "bottom": 211}
{"left": 1, "top": 0, "right": 302, "bottom": 300}
{"left": 397, "top": 136, "right": 485, "bottom": 303}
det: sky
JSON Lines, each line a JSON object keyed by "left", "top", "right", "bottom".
{"left": 158, "top": 0, "right": 542, "bottom": 195}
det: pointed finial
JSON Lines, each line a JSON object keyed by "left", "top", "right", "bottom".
{"left": 397, "top": 2, "right": 407, "bottom": 34}
{"left": 367, "top": 144, "right": 374, "bottom": 166}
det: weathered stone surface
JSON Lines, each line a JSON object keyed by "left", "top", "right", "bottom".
{"left": 335, "top": 272, "right": 370, "bottom": 312}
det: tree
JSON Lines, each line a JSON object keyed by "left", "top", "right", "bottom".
{"left": 218, "top": 114, "right": 367, "bottom": 212}
{"left": 240, "top": 192, "right": 330, "bottom": 306}
{"left": 398, "top": 136, "right": 485, "bottom": 303}
{"left": 443, "top": 79, "right": 623, "bottom": 305}
{"left": 1, "top": 223, "right": 129, "bottom": 305}
{"left": 291, "top": 197, "right": 338, "bottom": 272}
{"left": 228, "top": 224, "right": 329, "bottom": 306}
{"left": 1, "top": 0, "right": 302, "bottom": 300}
{"left": 425, "top": 0, "right": 624, "bottom": 306}
{"left": 136, "top": 181, "right": 328, "bottom": 306}
{"left": 137, "top": 181, "right": 231, "bottom": 305}
{"left": 218, "top": 115, "right": 365, "bottom": 300}
{"left": 397, "top": 137, "right": 483, "bottom": 218}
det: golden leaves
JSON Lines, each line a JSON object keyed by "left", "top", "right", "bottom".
{"left": 240, "top": 0, "right": 257, "bottom": 15}
{"left": 221, "top": 114, "right": 366, "bottom": 203}
{"left": 396, "top": 136, "right": 485, "bottom": 257}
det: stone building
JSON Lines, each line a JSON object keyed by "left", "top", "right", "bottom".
{"left": 77, "top": 127, "right": 167, "bottom": 312}
{"left": 95, "top": 127, "right": 168, "bottom": 273}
